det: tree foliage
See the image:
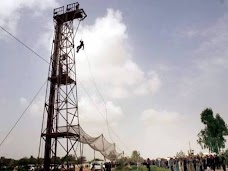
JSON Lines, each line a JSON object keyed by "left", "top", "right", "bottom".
{"left": 0, "top": 155, "right": 86, "bottom": 169}
{"left": 0, "top": 157, "right": 17, "bottom": 169}
{"left": 130, "top": 150, "right": 143, "bottom": 163}
{"left": 76, "top": 156, "right": 86, "bottom": 164}
{"left": 197, "top": 108, "right": 228, "bottom": 154}
{"left": 61, "top": 154, "right": 76, "bottom": 164}
{"left": 176, "top": 150, "right": 185, "bottom": 158}
{"left": 116, "top": 156, "right": 130, "bottom": 166}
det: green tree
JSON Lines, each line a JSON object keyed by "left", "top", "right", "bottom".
{"left": 51, "top": 156, "right": 61, "bottom": 164}
{"left": 0, "top": 157, "right": 6, "bottom": 169}
{"left": 197, "top": 108, "right": 228, "bottom": 154}
{"left": 29, "top": 155, "right": 37, "bottom": 164}
{"left": 76, "top": 156, "right": 86, "bottom": 164}
{"left": 116, "top": 156, "right": 130, "bottom": 166}
{"left": 130, "top": 150, "right": 143, "bottom": 163}
{"left": 176, "top": 150, "right": 185, "bottom": 158}
{"left": 61, "top": 154, "right": 76, "bottom": 164}
{"left": 18, "top": 157, "right": 29, "bottom": 166}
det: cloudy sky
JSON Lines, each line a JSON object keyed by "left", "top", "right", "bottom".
{"left": 0, "top": 0, "right": 228, "bottom": 160}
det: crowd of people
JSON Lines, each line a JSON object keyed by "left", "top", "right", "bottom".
{"left": 148, "top": 155, "right": 227, "bottom": 171}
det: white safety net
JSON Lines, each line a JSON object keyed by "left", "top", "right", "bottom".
{"left": 58, "top": 125, "right": 122, "bottom": 161}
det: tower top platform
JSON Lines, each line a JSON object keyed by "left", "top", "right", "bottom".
{"left": 53, "top": 2, "right": 87, "bottom": 23}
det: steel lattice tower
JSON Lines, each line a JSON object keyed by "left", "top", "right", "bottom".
{"left": 39, "top": 3, "right": 86, "bottom": 171}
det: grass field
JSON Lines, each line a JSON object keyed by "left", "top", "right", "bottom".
{"left": 115, "top": 165, "right": 169, "bottom": 171}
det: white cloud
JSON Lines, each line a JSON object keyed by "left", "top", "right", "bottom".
{"left": 75, "top": 9, "right": 161, "bottom": 99}
{"left": 19, "top": 96, "right": 44, "bottom": 117}
{"left": 140, "top": 108, "right": 203, "bottom": 158}
{"left": 19, "top": 97, "right": 28, "bottom": 106}
{"left": 194, "top": 17, "right": 228, "bottom": 72}
{"left": 141, "top": 109, "right": 184, "bottom": 127}
{"left": 36, "top": 23, "right": 54, "bottom": 46}
{"left": 178, "top": 15, "right": 228, "bottom": 72}
{"left": 29, "top": 97, "right": 44, "bottom": 116}
{"left": 0, "top": 0, "right": 58, "bottom": 37}
{"left": 135, "top": 71, "right": 161, "bottom": 96}
{"left": 79, "top": 96, "right": 123, "bottom": 136}
{"left": 178, "top": 28, "right": 200, "bottom": 39}
{"left": 19, "top": 93, "right": 123, "bottom": 143}
{"left": 172, "top": 14, "right": 228, "bottom": 104}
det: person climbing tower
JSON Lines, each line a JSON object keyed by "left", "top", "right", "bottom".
{"left": 77, "top": 40, "right": 84, "bottom": 53}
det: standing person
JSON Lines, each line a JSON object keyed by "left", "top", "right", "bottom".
{"left": 166, "top": 159, "right": 169, "bottom": 169}
{"left": 199, "top": 157, "right": 203, "bottom": 171}
{"left": 190, "top": 157, "right": 196, "bottom": 171}
{"left": 193, "top": 157, "right": 197, "bottom": 171}
{"left": 215, "top": 155, "right": 220, "bottom": 170}
{"left": 109, "top": 162, "right": 112, "bottom": 171}
{"left": 183, "top": 158, "right": 187, "bottom": 171}
{"left": 195, "top": 156, "right": 201, "bottom": 171}
{"left": 211, "top": 156, "right": 216, "bottom": 171}
{"left": 104, "top": 162, "right": 108, "bottom": 171}
{"left": 175, "top": 158, "right": 180, "bottom": 171}
{"left": 187, "top": 159, "right": 191, "bottom": 171}
{"left": 169, "top": 158, "right": 174, "bottom": 171}
{"left": 222, "top": 155, "right": 226, "bottom": 171}
{"left": 208, "top": 155, "right": 212, "bottom": 169}
{"left": 146, "top": 158, "right": 151, "bottom": 171}
{"left": 179, "top": 158, "right": 184, "bottom": 171}
{"left": 203, "top": 156, "right": 207, "bottom": 171}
